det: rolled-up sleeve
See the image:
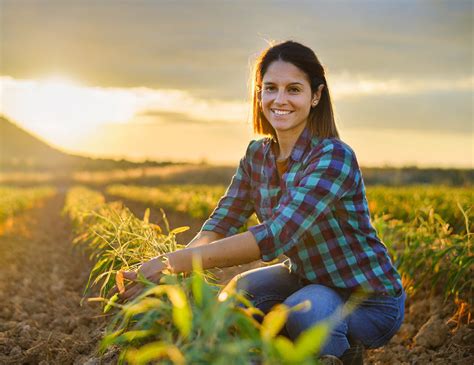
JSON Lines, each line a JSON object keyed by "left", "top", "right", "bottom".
{"left": 200, "top": 141, "right": 257, "bottom": 237}
{"left": 248, "top": 141, "right": 360, "bottom": 262}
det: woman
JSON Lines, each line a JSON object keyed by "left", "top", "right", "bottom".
{"left": 120, "top": 41, "right": 405, "bottom": 364}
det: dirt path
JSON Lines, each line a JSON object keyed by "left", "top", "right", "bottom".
{"left": 0, "top": 194, "right": 107, "bottom": 364}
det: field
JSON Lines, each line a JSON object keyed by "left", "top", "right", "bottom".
{"left": 0, "top": 181, "right": 473, "bottom": 364}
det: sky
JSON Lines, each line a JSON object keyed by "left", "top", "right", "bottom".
{"left": 0, "top": 0, "right": 472, "bottom": 167}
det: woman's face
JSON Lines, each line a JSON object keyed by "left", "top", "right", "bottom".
{"left": 260, "top": 60, "right": 322, "bottom": 135}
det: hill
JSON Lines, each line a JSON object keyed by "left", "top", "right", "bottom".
{"left": 0, "top": 116, "right": 178, "bottom": 171}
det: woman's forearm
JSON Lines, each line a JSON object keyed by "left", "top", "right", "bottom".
{"left": 167, "top": 231, "right": 261, "bottom": 273}
{"left": 185, "top": 230, "right": 225, "bottom": 248}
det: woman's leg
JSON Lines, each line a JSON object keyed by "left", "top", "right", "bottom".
{"left": 282, "top": 284, "right": 406, "bottom": 358}
{"left": 222, "top": 262, "right": 303, "bottom": 320}
{"left": 282, "top": 284, "right": 350, "bottom": 357}
{"left": 347, "top": 289, "right": 406, "bottom": 349}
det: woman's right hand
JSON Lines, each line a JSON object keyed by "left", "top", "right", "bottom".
{"left": 111, "top": 256, "right": 168, "bottom": 302}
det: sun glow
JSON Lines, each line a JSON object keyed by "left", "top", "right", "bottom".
{"left": 0, "top": 75, "right": 142, "bottom": 149}
{"left": 1, "top": 74, "right": 471, "bottom": 167}
{"left": 0, "top": 75, "right": 249, "bottom": 151}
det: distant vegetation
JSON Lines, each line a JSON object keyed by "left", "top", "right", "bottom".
{"left": 1, "top": 115, "right": 472, "bottom": 186}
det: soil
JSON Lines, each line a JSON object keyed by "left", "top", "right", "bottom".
{"left": 0, "top": 194, "right": 108, "bottom": 364}
{"left": 0, "top": 194, "right": 472, "bottom": 364}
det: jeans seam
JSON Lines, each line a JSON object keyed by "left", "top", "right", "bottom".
{"left": 252, "top": 294, "right": 288, "bottom": 307}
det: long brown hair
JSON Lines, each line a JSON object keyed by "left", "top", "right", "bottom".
{"left": 250, "top": 40, "right": 339, "bottom": 140}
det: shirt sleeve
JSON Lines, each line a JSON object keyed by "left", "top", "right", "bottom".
{"left": 248, "top": 141, "right": 360, "bottom": 262}
{"left": 200, "top": 141, "right": 257, "bottom": 237}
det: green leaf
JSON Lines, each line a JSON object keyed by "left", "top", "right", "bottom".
{"left": 124, "top": 297, "right": 163, "bottom": 316}
{"left": 143, "top": 208, "right": 150, "bottom": 223}
{"left": 170, "top": 226, "right": 190, "bottom": 235}
{"left": 261, "top": 304, "right": 289, "bottom": 340}
{"left": 116, "top": 330, "right": 155, "bottom": 343}
{"left": 191, "top": 267, "right": 204, "bottom": 307}
{"left": 104, "top": 293, "right": 119, "bottom": 313}
{"left": 125, "top": 341, "right": 185, "bottom": 365}
{"left": 166, "top": 286, "right": 192, "bottom": 338}
{"left": 293, "top": 321, "right": 330, "bottom": 360}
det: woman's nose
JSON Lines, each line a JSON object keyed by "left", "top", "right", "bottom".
{"left": 273, "top": 89, "right": 287, "bottom": 105}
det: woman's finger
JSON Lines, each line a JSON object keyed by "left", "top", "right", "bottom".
{"left": 122, "top": 271, "right": 138, "bottom": 281}
{"left": 120, "top": 283, "right": 143, "bottom": 302}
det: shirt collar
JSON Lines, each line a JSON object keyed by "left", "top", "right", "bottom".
{"left": 266, "top": 123, "right": 314, "bottom": 163}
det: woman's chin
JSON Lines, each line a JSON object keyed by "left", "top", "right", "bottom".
{"left": 271, "top": 123, "right": 298, "bottom": 133}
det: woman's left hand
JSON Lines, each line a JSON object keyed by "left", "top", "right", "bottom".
{"left": 117, "top": 256, "right": 169, "bottom": 301}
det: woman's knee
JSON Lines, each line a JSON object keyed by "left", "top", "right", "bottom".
{"left": 234, "top": 263, "right": 300, "bottom": 298}
{"left": 283, "top": 285, "right": 346, "bottom": 339}
{"left": 223, "top": 263, "right": 301, "bottom": 313}
{"left": 284, "top": 284, "right": 344, "bottom": 317}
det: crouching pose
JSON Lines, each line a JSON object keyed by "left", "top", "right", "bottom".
{"left": 120, "top": 41, "right": 405, "bottom": 365}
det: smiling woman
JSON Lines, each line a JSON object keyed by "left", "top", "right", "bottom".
{"left": 119, "top": 40, "right": 406, "bottom": 365}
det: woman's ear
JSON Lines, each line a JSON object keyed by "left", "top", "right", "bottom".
{"left": 311, "top": 84, "right": 324, "bottom": 106}
{"left": 315, "top": 84, "right": 324, "bottom": 99}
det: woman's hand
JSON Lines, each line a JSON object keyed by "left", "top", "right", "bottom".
{"left": 115, "top": 256, "right": 169, "bottom": 302}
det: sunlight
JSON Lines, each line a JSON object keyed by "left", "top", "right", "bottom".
{"left": 0, "top": 75, "right": 140, "bottom": 148}
{"left": 1, "top": 73, "right": 471, "bottom": 165}
{"left": 0, "top": 75, "right": 249, "bottom": 150}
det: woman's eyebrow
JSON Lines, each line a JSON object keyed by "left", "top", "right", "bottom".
{"left": 262, "top": 81, "right": 304, "bottom": 86}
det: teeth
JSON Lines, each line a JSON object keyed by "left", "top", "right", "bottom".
{"left": 273, "top": 110, "right": 292, "bottom": 115}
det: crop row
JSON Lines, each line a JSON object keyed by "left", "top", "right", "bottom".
{"left": 0, "top": 185, "right": 56, "bottom": 223}
{"left": 106, "top": 183, "right": 473, "bottom": 306}
{"left": 107, "top": 184, "right": 472, "bottom": 234}
{"left": 64, "top": 186, "right": 332, "bottom": 364}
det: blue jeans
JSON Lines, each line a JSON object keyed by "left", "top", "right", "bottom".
{"left": 225, "top": 262, "right": 406, "bottom": 357}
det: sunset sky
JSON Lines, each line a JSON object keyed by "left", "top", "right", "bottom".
{"left": 1, "top": 0, "right": 472, "bottom": 168}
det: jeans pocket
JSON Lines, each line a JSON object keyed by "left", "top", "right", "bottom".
{"left": 344, "top": 288, "right": 405, "bottom": 350}
{"left": 364, "top": 291, "right": 406, "bottom": 348}
{"left": 367, "top": 312, "right": 404, "bottom": 348}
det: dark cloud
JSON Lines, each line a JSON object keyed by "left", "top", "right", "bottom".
{"left": 1, "top": 0, "right": 471, "bottom": 101}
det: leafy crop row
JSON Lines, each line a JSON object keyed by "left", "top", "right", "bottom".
{"left": 367, "top": 185, "right": 473, "bottom": 234}
{"left": 373, "top": 205, "right": 473, "bottom": 305}
{"left": 106, "top": 184, "right": 227, "bottom": 219}
{"left": 64, "top": 186, "right": 332, "bottom": 364}
{"left": 0, "top": 185, "right": 56, "bottom": 223}
{"left": 106, "top": 183, "right": 473, "bottom": 306}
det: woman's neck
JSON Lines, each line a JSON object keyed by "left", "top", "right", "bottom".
{"left": 274, "top": 123, "right": 307, "bottom": 161}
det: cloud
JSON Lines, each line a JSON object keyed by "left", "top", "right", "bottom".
{"left": 1, "top": 1, "right": 471, "bottom": 100}
{"left": 330, "top": 73, "right": 473, "bottom": 99}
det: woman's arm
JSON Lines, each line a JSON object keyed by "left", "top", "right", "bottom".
{"left": 120, "top": 231, "right": 261, "bottom": 300}
{"left": 168, "top": 231, "right": 260, "bottom": 272}
{"left": 142, "top": 231, "right": 260, "bottom": 276}
{"left": 185, "top": 230, "right": 225, "bottom": 248}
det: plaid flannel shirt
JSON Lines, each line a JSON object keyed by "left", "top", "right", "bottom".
{"left": 201, "top": 124, "right": 402, "bottom": 295}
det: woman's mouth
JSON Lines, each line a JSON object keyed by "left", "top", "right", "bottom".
{"left": 271, "top": 109, "right": 293, "bottom": 116}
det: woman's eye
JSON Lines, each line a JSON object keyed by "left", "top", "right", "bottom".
{"left": 289, "top": 88, "right": 300, "bottom": 93}
{"left": 264, "top": 86, "right": 275, "bottom": 91}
